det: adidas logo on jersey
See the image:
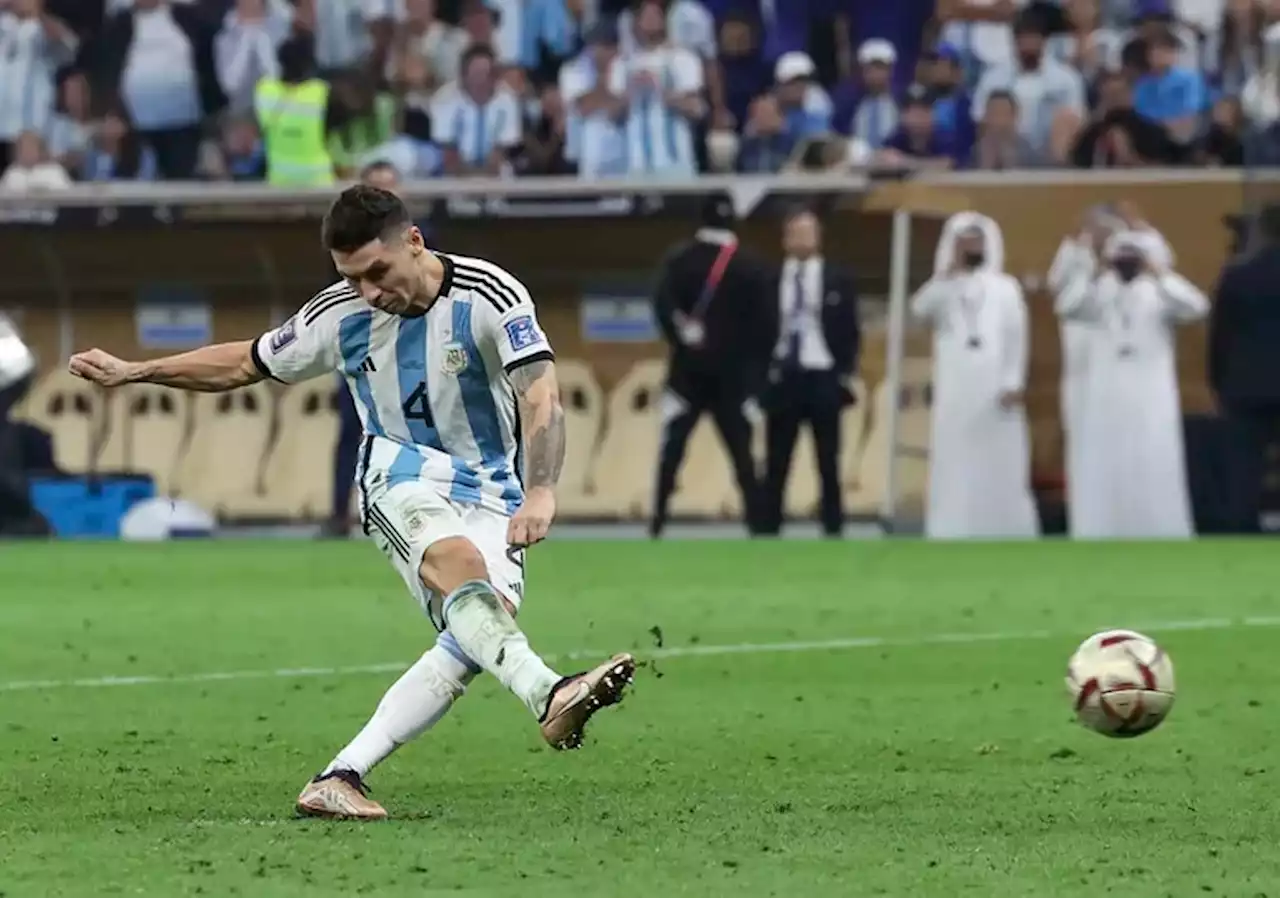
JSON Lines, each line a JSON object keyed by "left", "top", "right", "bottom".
{"left": 359, "top": 357, "right": 377, "bottom": 373}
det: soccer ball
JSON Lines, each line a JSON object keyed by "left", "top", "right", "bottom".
{"left": 1065, "top": 629, "right": 1175, "bottom": 738}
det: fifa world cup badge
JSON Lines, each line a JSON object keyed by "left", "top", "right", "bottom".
{"left": 441, "top": 343, "right": 468, "bottom": 376}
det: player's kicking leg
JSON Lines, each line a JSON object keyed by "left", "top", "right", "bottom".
{"left": 297, "top": 534, "right": 634, "bottom": 820}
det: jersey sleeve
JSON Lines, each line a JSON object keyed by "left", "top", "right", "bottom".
{"left": 251, "top": 305, "right": 339, "bottom": 384}
{"left": 468, "top": 268, "right": 555, "bottom": 372}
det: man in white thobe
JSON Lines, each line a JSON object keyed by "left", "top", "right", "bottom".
{"left": 912, "top": 212, "right": 1040, "bottom": 540}
{"left": 1048, "top": 204, "right": 1175, "bottom": 532}
{"left": 1054, "top": 229, "right": 1207, "bottom": 539}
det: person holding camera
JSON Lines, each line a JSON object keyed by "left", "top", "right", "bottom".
{"left": 1054, "top": 221, "right": 1207, "bottom": 539}
{"left": 911, "top": 212, "right": 1039, "bottom": 540}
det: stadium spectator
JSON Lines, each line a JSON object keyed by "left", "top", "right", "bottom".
{"left": 771, "top": 51, "right": 833, "bottom": 153}
{"left": 559, "top": 21, "right": 627, "bottom": 178}
{"left": 973, "top": 8, "right": 1087, "bottom": 165}
{"left": 209, "top": 115, "right": 267, "bottom": 180}
{"left": 1208, "top": 203, "right": 1280, "bottom": 534}
{"left": 1240, "top": 22, "right": 1280, "bottom": 127}
{"left": 1132, "top": 26, "right": 1209, "bottom": 148}
{"left": 435, "top": 43, "right": 522, "bottom": 176}
{"left": 85, "top": 105, "right": 160, "bottom": 180}
{"left": 608, "top": 0, "right": 705, "bottom": 177}
{"left": 737, "top": 94, "right": 792, "bottom": 171}
{"left": 0, "top": 0, "right": 79, "bottom": 173}
{"left": 214, "top": 0, "right": 292, "bottom": 114}
{"left": 96, "top": 0, "right": 225, "bottom": 179}
{"left": 515, "top": 0, "right": 587, "bottom": 85}
{"left": 326, "top": 68, "right": 396, "bottom": 177}
{"left": 255, "top": 35, "right": 335, "bottom": 184}
{"left": 1128, "top": 0, "right": 1203, "bottom": 72}
{"left": 44, "top": 72, "right": 94, "bottom": 178}
{"left": 1070, "top": 69, "right": 1180, "bottom": 166}
{"left": 877, "top": 85, "right": 957, "bottom": 168}
{"left": 912, "top": 212, "right": 1039, "bottom": 540}
{"left": 921, "top": 42, "right": 976, "bottom": 159}
{"left": 368, "top": 50, "right": 441, "bottom": 179}
{"left": 515, "top": 82, "right": 573, "bottom": 174}
{"left": 307, "top": 0, "right": 398, "bottom": 75}
{"left": 833, "top": 39, "right": 899, "bottom": 151}
{"left": 970, "top": 90, "right": 1045, "bottom": 168}
{"left": 1047, "top": 0, "right": 1124, "bottom": 84}
{"left": 0, "top": 130, "right": 72, "bottom": 191}
{"left": 398, "top": 0, "right": 468, "bottom": 88}
{"left": 456, "top": 0, "right": 503, "bottom": 64}
{"left": 715, "top": 11, "right": 768, "bottom": 130}
{"left": 620, "top": 0, "right": 725, "bottom": 127}
{"left": 1200, "top": 95, "right": 1244, "bottom": 165}
{"left": 1217, "top": 0, "right": 1266, "bottom": 96}
{"left": 935, "top": 0, "right": 1023, "bottom": 80}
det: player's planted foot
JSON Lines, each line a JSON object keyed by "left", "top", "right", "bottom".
{"left": 539, "top": 653, "right": 637, "bottom": 750}
{"left": 295, "top": 769, "right": 388, "bottom": 821}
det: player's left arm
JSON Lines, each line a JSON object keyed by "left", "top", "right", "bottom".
{"left": 479, "top": 271, "right": 566, "bottom": 545}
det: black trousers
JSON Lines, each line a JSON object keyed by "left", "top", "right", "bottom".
{"left": 0, "top": 375, "right": 37, "bottom": 532}
{"left": 139, "top": 126, "right": 203, "bottom": 180}
{"left": 650, "top": 370, "right": 761, "bottom": 535}
{"left": 763, "top": 370, "right": 844, "bottom": 536}
{"left": 331, "top": 379, "right": 363, "bottom": 521}
{"left": 1223, "top": 403, "right": 1280, "bottom": 533}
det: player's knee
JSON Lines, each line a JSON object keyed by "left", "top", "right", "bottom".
{"left": 419, "top": 536, "right": 489, "bottom": 596}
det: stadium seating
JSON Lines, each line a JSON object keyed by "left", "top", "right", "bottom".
{"left": 97, "top": 384, "right": 191, "bottom": 495}
{"left": 556, "top": 359, "right": 605, "bottom": 515}
{"left": 173, "top": 381, "right": 275, "bottom": 516}
{"left": 257, "top": 380, "right": 341, "bottom": 519}
{"left": 20, "top": 369, "right": 106, "bottom": 473}
{"left": 587, "top": 359, "right": 666, "bottom": 519}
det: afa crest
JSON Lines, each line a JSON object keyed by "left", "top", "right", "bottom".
{"left": 440, "top": 342, "right": 469, "bottom": 376}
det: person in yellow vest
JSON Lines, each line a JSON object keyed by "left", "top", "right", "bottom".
{"left": 254, "top": 37, "right": 335, "bottom": 186}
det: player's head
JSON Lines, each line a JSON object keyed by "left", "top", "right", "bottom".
{"left": 782, "top": 206, "right": 821, "bottom": 259}
{"left": 322, "top": 185, "right": 427, "bottom": 314}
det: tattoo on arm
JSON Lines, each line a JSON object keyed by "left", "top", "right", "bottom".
{"left": 510, "top": 360, "right": 565, "bottom": 490}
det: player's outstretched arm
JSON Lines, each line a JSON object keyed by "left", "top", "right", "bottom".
{"left": 68, "top": 341, "right": 265, "bottom": 392}
{"left": 507, "top": 359, "right": 565, "bottom": 547}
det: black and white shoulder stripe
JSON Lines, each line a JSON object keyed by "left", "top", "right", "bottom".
{"left": 300, "top": 282, "right": 360, "bottom": 326}
{"left": 447, "top": 255, "right": 533, "bottom": 317}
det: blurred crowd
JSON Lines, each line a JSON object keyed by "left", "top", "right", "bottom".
{"left": 1, "top": 0, "right": 1277, "bottom": 190}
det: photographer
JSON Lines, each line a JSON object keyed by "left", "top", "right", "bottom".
{"left": 1055, "top": 224, "right": 1207, "bottom": 538}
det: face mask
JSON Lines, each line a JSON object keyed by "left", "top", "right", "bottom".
{"left": 961, "top": 250, "right": 985, "bottom": 268}
{"left": 1113, "top": 256, "right": 1143, "bottom": 282}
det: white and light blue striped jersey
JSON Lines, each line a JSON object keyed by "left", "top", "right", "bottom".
{"left": 0, "top": 13, "right": 78, "bottom": 142}
{"left": 252, "top": 253, "right": 552, "bottom": 518}
{"left": 608, "top": 46, "right": 703, "bottom": 177}
{"left": 313, "top": 0, "right": 401, "bottom": 71}
{"left": 432, "top": 85, "right": 522, "bottom": 168}
{"left": 617, "top": 0, "right": 716, "bottom": 60}
{"left": 558, "top": 52, "right": 626, "bottom": 178}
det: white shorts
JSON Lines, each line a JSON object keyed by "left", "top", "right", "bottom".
{"left": 363, "top": 477, "right": 525, "bottom": 630}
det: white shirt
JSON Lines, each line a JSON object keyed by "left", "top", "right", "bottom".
{"left": 973, "top": 57, "right": 1086, "bottom": 153}
{"left": 776, "top": 256, "right": 833, "bottom": 371}
{"left": 0, "top": 13, "right": 78, "bottom": 141}
{"left": 122, "top": 6, "right": 201, "bottom": 130}
{"left": 313, "top": 0, "right": 400, "bottom": 70}
{"left": 433, "top": 85, "right": 522, "bottom": 168}
{"left": 939, "top": 0, "right": 1030, "bottom": 72}
{"left": 214, "top": 9, "right": 290, "bottom": 113}
{"left": 0, "top": 313, "right": 35, "bottom": 390}
{"left": 559, "top": 52, "right": 626, "bottom": 177}
{"left": 253, "top": 253, "right": 553, "bottom": 519}
{"left": 618, "top": 0, "right": 716, "bottom": 59}
{"left": 608, "top": 44, "right": 703, "bottom": 177}
{"left": 0, "top": 161, "right": 71, "bottom": 192}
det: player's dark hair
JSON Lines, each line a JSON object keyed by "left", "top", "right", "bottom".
{"left": 321, "top": 185, "right": 411, "bottom": 253}
{"left": 460, "top": 43, "right": 495, "bottom": 75}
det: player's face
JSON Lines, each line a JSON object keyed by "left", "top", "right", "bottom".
{"left": 331, "top": 227, "right": 427, "bottom": 314}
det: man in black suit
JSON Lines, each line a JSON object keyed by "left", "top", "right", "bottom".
{"left": 650, "top": 193, "right": 776, "bottom": 537}
{"left": 1208, "top": 203, "right": 1280, "bottom": 532}
{"left": 760, "top": 207, "right": 859, "bottom": 537}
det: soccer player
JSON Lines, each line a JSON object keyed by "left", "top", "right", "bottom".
{"left": 68, "top": 186, "right": 637, "bottom": 820}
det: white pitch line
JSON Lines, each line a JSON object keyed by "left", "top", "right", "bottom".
{"left": 2, "top": 615, "right": 1279, "bottom": 695}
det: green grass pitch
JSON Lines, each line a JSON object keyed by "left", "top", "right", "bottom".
{"left": 2, "top": 539, "right": 1279, "bottom": 897}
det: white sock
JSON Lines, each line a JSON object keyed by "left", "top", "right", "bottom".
{"left": 442, "top": 579, "right": 562, "bottom": 718}
{"left": 324, "top": 637, "right": 477, "bottom": 778}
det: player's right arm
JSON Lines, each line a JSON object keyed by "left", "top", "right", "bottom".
{"left": 69, "top": 288, "right": 348, "bottom": 390}
{"left": 69, "top": 341, "right": 264, "bottom": 392}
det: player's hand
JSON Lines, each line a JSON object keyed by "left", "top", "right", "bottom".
{"left": 68, "top": 349, "right": 139, "bottom": 387}
{"left": 508, "top": 487, "right": 556, "bottom": 548}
